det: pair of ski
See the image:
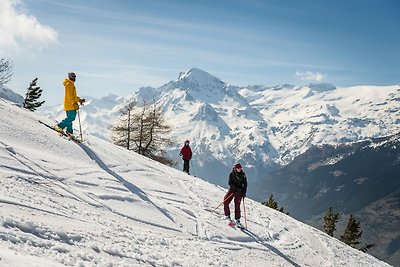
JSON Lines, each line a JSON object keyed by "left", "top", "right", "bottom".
{"left": 228, "top": 219, "right": 245, "bottom": 230}
{"left": 38, "top": 120, "right": 82, "bottom": 143}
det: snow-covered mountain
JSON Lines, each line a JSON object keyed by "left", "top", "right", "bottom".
{"left": 240, "top": 83, "right": 400, "bottom": 164}
{"left": 39, "top": 68, "right": 400, "bottom": 192}
{"left": 0, "top": 95, "right": 391, "bottom": 267}
{"left": 140, "top": 68, "right": 279, "bottom": 185}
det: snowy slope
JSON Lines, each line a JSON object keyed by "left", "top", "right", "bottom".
{"left": 0, "top": 98, "right": 390, "bottom": 266}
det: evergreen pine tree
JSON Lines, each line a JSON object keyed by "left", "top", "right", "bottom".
{"left": 23, "top": 78, "right": 45, "bottom": 111}
{"left": 340, "top": 214, "right": 362, "bottom": 248}
{"left": 262, "top": 193, "right": 288, "bottom": 214}
{"left": 359, "top": 243, "right": 376, "bottom": 253}
{"left": 323, "top": 206, "right": 340, "bottom": 237}
{"left": 262, "top": 193, "right": 278, "bottom": 209}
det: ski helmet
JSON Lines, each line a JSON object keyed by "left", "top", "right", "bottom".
{"left": 68, "top": 72, "right": 76, "bottom": 80}
{"left": 234, "top": 163, "right": 242, "bottom": 169}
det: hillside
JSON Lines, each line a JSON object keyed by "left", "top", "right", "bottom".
{"left": 0, "top": 98, "right": 391, "bottom": 266}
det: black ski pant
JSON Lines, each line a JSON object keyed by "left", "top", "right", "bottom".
{"left": 183, "top": 160, "right": 190, "bottom": 173}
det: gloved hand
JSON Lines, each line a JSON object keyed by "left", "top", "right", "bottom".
{"left": 179, "top": 153, "right": 182, "bottom": 156}
{"left": 73, "top": 102, "right": 79, "bottom": 110}
{"left": 79, "top": 98, "right": 86, "bottom": 105}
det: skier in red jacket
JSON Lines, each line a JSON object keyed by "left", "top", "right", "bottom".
{"left": 179, "top": 140, "right": 192, "bottom": 174}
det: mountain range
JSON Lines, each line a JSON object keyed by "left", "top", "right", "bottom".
{"left": 39, "top": 68, "right": 400, "bottom": 191}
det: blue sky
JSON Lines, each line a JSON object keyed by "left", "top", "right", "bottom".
{"left": 1, "top": 0, "right": 399, "bottom": 105}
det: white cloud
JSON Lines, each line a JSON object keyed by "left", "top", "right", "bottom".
{"left": 295, "top": 71, "right": 326, "bottom": 82}
{"left": 0, "top": 0, "right": 58, "bottom": 54}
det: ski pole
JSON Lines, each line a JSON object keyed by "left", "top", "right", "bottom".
{"left": 243, "top": 197, "right": 247, "bottom": 229}
{"left": 190, "top": 160, "right": 195, "bottom": 176}
{"left": 212, "top": 192, "right": 234, "bottom": 214}
{"left": 77, "top": 107, "right": 83, "bottom": 141}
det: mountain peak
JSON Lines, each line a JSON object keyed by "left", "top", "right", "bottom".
{"left": 177, "top": 68, "right": 224, "bottom": 90}
{"left": 178, "top": 68, "right": 213, "bottom": 80}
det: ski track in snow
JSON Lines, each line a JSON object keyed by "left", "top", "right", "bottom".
{"left": 0, "top": 99, "right": 391, "bottom": 266}
{"left": 76, "top": 142, "right": 179, "bottom": 230}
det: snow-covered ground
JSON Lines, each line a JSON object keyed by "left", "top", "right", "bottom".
{"left": 0, "top": 98, "right": 391, "bottom": 266}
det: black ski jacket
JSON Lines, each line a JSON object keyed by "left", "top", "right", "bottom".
{"left": 228, "top": 170, "right": 247, "bottom": 196}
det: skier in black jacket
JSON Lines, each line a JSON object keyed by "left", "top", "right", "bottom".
{"left": 224, "top": 163, "right": 247, "bottom": 225}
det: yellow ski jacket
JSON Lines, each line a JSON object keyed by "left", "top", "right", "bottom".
{"left": 63, "top": 79, "right": 81, "bottom": 111}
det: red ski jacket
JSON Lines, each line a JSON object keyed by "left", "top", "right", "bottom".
{"left": 180, "top": 145, "right": 192, "bottom": 161}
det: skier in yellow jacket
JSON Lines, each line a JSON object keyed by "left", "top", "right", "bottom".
{"left": 54, "top": 72, "right": 85, "bottom": 136}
